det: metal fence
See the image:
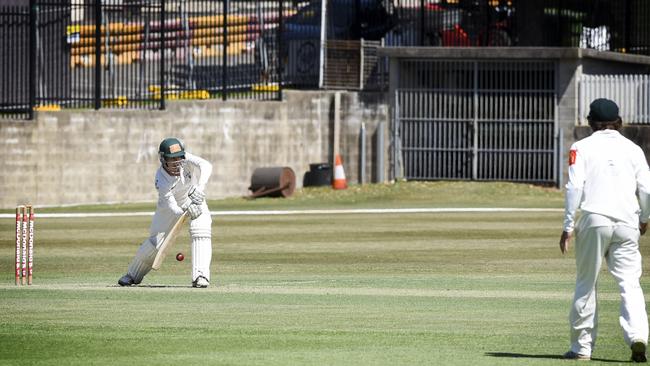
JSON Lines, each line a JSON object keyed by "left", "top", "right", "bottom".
{"left": 0, "top": 3, "right": 34, "bottom": 120}
{"left": 375, "top": 0, "right": 650, "bottom": 55}
{"left": 0, "top": 0, "right": 284, "bottom": 120}
{"left": 3, "top": 0, "right": 650, "bottom": 120}
{"left": 394, "top": 59, "right": 558, "bottom": 184}
{"left": 579, "top": 74, "right": 650, "bottom": 125}
{"left": 293, "top": 0, "right": 650, "bottom": 91}
{"left": 321, "top": 39, "right": 385, "bottom": 90}
{"left": 64, "top": 0, "right": 165, "bottom": 110}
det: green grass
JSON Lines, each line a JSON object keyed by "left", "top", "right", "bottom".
{"left": 2, "top": 181, "right": 564, "bottom": 213}
{"left": 0, "top": 181, "right": 644, "bottom": 365}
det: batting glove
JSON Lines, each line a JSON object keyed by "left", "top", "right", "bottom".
{"left": 188, "top": 186, "right": 206, "bottom": 205}
{"left": 186, "top": 203, "right": 203, "bottom": 220}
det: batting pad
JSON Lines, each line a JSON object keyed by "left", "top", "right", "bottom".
{"left": 128, "top": 238, "right": 157, "bottom": 283}
{"left": 191, "top": 236, "right": 212, "bottom": 282}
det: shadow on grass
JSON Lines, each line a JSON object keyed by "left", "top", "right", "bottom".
{"left": 485, "top": 352, "right": 624, "bottom": 363}
{"left": 109, "top": 284, "right": 193, "bottom": 288}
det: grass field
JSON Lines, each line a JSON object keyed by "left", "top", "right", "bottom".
{"left": 0, "top": 181, "right": 647, "bottom": 365}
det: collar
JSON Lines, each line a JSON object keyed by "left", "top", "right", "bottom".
{"left": 593, "top": 129, "right": 620, "bottom": 136}
{"left": 161, "top": 166, "right": 180, "bottom": 180}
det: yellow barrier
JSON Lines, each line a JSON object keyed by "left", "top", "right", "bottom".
{"left": 71, "top": 33, "right": 256, "bottom": 56}
{"left": 33, "top": 104, "right": 61, "bottom": 111}
{"left": 102, "top": 96, "right": 128, "bottom": 107}
{"left": 71, "top": 15, "right": 257, "bottom": 37}
{"left": 72, "top": 23, "right": 144, "bottom": 37}
{"left": 72, "top": 24, "right": 254, "bottom": 48}
{"left": 71, "top": 41, "right": 250, "bottom": 67}
{"left": 152, "top": 89, "right": 211, "bottom": 100}
{"left": 251, "top": 83, "right": 279, "bottom": 92}
{"left": 67, "top": 10, "right": 296, "bottom": 67}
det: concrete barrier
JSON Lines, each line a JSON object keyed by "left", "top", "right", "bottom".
{"left": 0, "top": 90, "right": 389, "bottom": 208}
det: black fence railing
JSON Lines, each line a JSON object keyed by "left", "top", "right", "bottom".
{"left": 278, "top": 0, "right": 650, "bottom": 91}
{"left": 2, "top": 0, "right": 649, "bottom": 120}
{"left": 0, "top": 3, "right": 34, "bottom": 120}
{"left": 0, "top": 0, "right": 284, "bottom": 120}
{"left": 63, "top": 0, "right": 166, "bottom": 110}
{"left": 379, "top": 0, "right": 650, "bottom": 52}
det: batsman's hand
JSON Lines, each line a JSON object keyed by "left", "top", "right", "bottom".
{"left": 186, "top": 203, "right": 203, "bottom": 220}
{"left": 640, "top": 222, "right": 648, "bottom": 235}
{"left": 188, "top": 186, "right": 206, "bottom": 205}
{"left": 559, "top": 231, "right": 572, "bottom": 255}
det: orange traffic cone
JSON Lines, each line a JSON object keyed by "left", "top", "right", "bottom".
{"left": 332, "top": 154, "right": 348, "bottom": 190}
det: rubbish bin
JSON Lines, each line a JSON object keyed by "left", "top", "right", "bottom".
{"left": 303, "top": 163, "right": 331, "bottom": 187}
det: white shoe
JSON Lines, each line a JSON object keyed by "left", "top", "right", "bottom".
{"left": 192, "top": 276, "right": 209, "bottom": 288}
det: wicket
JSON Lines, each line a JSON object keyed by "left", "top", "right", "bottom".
{"left": 15, "top": 205, "right": 34, "bottom": 286}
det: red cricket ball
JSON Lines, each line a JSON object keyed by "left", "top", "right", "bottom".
{"left": 176, "top": 252, "right": 184, "bottom": 262}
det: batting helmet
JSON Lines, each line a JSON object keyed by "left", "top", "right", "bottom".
{"left": 159, "top": 137, "right": 186, "bottom": 159}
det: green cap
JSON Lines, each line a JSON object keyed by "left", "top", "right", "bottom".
{"left": 588, "top": 98, "right": 619, "bottom": 122}
{"left": 159, "top": 137, "right": 185, "bottom": 158}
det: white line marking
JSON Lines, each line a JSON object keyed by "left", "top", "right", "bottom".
{"left": 0, "top": 283, "right": 618, "bottom": 301}
{"left": 0, "top": 207, "right": 562, "bottom": 219}
{"left": 213, "top": 208, "right": 563, "bottom": 216}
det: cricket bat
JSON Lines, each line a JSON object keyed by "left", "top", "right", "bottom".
{"left": 152, "top": 212, "right": 189, "bottom": 270}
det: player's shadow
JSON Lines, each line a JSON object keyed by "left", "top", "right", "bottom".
{"left": 109, "top": 284, "right": 193, "bottom": 288}
{"left": 485, "top": 352, "right": 623, "bottom": 363}
{"left": 138, "top": 284, "right": 192, "bottom": 288}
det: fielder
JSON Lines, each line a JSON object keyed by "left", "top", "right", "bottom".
{"left": 560, "top": 98, "right": 650, "bottom": 362}
{"left": 118, "top": 137, "right": 213, "bottom": 288}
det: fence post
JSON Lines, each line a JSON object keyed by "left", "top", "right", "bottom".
{"left": 393, "top": 89, "right": 402, "bottom": 180}
{"left": 359, "top": 123, "right": 366, "bottom": 184}
{"left": 625, "top": 0, "right": 631, "bottom": 53}
{"left": 94, "top": 0, "right": 101, "bottom": 110}
{"left": 160, "top": 0, "right": 166, "bottom": 110}
{"left": 555, "top": 128, "right": 564, "bottom": 189}
{"left": 222, "top": 0, "right": 228, "bottom": 101}
{"left": 419, "top": 0, "right": 425, "bottom": 45}
{"left": 359, "top": 39, "right": 364, "bottom": 90}
{"left": 28, "top": 0, "right": 36, "bottom": 119}
{"left": 277, "top": 0, "right": 283, "bottom": 101}
{"left": 318, "top": 0, "right": 327, "bottom": 88}
{"left": 376, "top": 121, "right": 385, "bottom": 183}
{"left": 472, "top": 61, "right": 478, "bottom": 180}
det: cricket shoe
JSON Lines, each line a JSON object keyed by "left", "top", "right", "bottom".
{"left": 631, "top": 341, "right": 647, "bottom": 363}
{"left": 563, "top": 351, "right": 591, "bottom": 361}
{"left": 118, "top": 274, "right": 135, "bottom": 286}
{"left": 192, "top": 276, "right": 209, "bottom": 288}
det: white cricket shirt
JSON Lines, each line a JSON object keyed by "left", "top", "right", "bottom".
{"left": 564, "top": 130, "right": 650, "bottom": 232}
{"left": 154, "top": 152, "right": 213, "bottom": 216}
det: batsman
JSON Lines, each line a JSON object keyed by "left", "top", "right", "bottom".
{"left": 560, "top": 98, "right": 650, "bottom": 362}
{"left": 118, "top": 137, "right": 213, "bottom": 288}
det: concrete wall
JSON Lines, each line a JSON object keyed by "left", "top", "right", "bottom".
{"left": 1, "top": 90, "right": 389, "bottom": 208}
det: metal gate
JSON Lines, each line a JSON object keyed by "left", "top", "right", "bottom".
{"left": 394, "top": 60, "right": 559, "bottom": 184}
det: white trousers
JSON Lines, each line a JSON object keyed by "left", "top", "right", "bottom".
{"left": 129, "top": 202, "right": 212, "bottom": 283}
{"left": 570, "top": 213, "right": 649, "bottom": 356}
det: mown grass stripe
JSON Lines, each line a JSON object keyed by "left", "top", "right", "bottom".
{"left": 0, "top": 207, "right": 563, "bottom": 219}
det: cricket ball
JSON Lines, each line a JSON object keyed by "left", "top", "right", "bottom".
{"left": 176, "top": 252, "right": 184, "bottom": 262}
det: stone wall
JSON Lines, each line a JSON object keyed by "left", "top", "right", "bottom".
{"left": 1, "top": 90, "right": 389, "bottom": 208}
